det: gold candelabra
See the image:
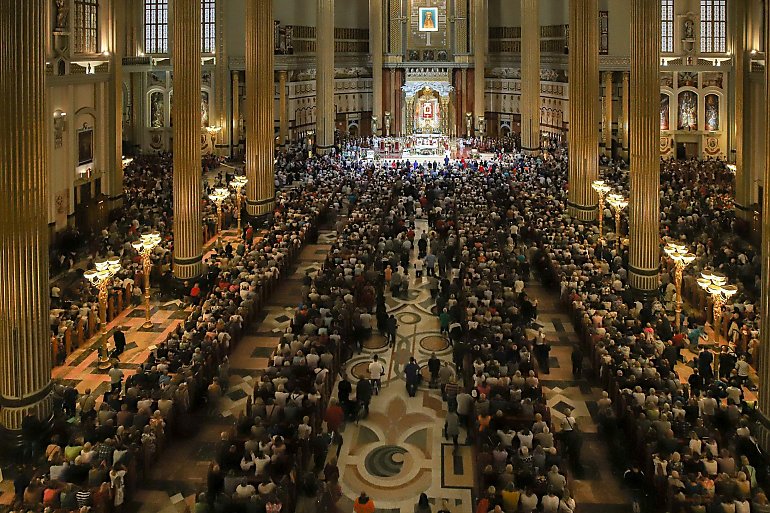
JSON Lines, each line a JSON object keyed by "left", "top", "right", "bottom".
{"left": 131, "top": 231, "right": 162, "bottom": 329}
{"left": 606, "top": 193, "right": 628, "bottom": 248}
{"left": 209, "top": 186, "right": 230, "bottom": 241}
{"left": 591, "top": 180, "right": 612, "bottom": 237}
{"left": 84, "top": 257, "right": 122, "bottom": 369}
{"left": 663, "top": 240, "right": 696, "bottom": 333}
{"left": 229, "top": 175, "right": 248, "bottom": 231}
{"left": 697, "top": 270, "right": 737, "bottom": 343}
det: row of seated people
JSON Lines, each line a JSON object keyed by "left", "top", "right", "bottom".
{"left": 429, "top": 161, "right": 575, "bottom": 513}
{"left": 6, "top": 149, "right": 328, "bottom": 513}
{"left": 204, "top": 157, "right": 410, "bottom": 512}
{"left": 602, "top": 157, "right": 760, "bottom": 374}
{"left": 48, "top": 152, "right": 249, "bottom": 364}
{"left": 507, "top": 149, "right": 769, "bottom": 513}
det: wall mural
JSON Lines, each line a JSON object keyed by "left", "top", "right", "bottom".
{"left": 408, "top": 0, "right": 448, "bottom": 52}
{"left": 705, "top": 94, "right": 719, "bottom": 131}
{"left": 660, "top": 94, "right": 670, "bottom": 131}
{"left": 150, "top": 91, "right": 164, "bottom": 128}
{"left": 78, "top": 129, "right": 94, "bottom": 165}
{"left": 678, "top": 91, "right": 697, "bottom": 130}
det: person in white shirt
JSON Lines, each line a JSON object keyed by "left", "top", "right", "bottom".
{"left": 368, "top": 354, "right": 385, "bottom": 394}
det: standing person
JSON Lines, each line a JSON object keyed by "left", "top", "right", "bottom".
{"left": 534, "top": 329, "right": 550, "bottom": 374}
{"left": 404, "top": 357, "right": 421, "bottom": 397}
{"left": 414, "top": 492, "right": 433, "bottom": 513}
{"left": 444, "top": 409, "right": 460, "bottom": 447}
{"left": 571, "top": 345, "right": 583, "bottom": 378}
{"left": 369, "top": 354, "right": 385, "bottom": 394}
{"left": 323, "top": 399, "right": 345, "bottom": 447}
{"left": 112, "top": 328, "right": 126, "bottom": 359}
{"left": 353, "top": 492, "right": 375, "bottom": 513}
{"left": 356, "top": 378, "right": 373, "bottom": 417}
{"left": 387, "top": 315, "right": 398, "bottom": 348}
{"left": 428, "top": 353, "right": 441, "bottom": 388}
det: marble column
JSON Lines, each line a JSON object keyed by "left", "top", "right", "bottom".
{"left": 316, "top": 0, "right": 335, "bottom": 154}
{"left": 603, "top": 72, "right": 613, "bottom": 157}
{"left": 627, "top": 0, "right": 660, "bottom": 296}
{"left": 245, "top": 0, "right": 275, "bottom": 215}
{"left": 107, "top": 0, "right": 125, "bottom": 208}
{"left": 279, "top": 71, "right": 289, "bottom": 146}
{"left": 566, "top": 0, "right": 599, "bottom": 220}
{"left": 232, "top": 71, "right": 240, "bottom": 153}
{"left": 758, "top": 0, "right": 770, "bottom": 435}
{"left": 172, "top": 0, "right": 203, "bottom": 278}
{"left": 734, "top": 0, "right": 751, "bottom": 219}
{"left": 473, "top": 0, "right": 488, "bottom": 130}
{"left": 214, "top": 0, "right": 229, "bottom": 156}
{"left": 621, "top": 71, "right": 630, "bottom": 160}
{"left": 0, "top": 0, "right": 54, "bottom": 434}
{"left": 521, "top": 0, "right": 540, "bottom": 153}
{"left": 370, "top": 0, "right": 383, "bottom": 135}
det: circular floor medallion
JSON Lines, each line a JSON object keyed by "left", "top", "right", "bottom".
{"left": 420, "top": 335, "right": 449, "bottom": 352}
{"left": 364, "top": 445, "right": 408, "bottom": 478}
{"left": 397, "top": 312, "right": 421, "bottom": 325}
{"left": 351, "top": 361, "right": 371, "bottom": 380}
{"left": 363, "top": 334, "right": 388, "bottom": 350}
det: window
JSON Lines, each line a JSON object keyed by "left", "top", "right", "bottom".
{"left": 145, "top": 0, "right": 169, "bottom": 54}
{"left": 201, "top": 0, "right": 216, "bottom": 53}
{"left": 661, "top": 0, "right": 674, "bottom": 53}
{"left": 74, "top": 0, "right": 98, "bottom": 54}
{"left": 701, "top": 0, "right": 726, "bottom": 53}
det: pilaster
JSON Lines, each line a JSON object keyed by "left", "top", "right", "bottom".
{"left": 520, "top": 0, "right": 540, "bottom": 153}
{"left": 316, "top": 0, "right": 335, "bottom": 154}
{"left": 371, "top": 0, "right": 383, "bottom": 135}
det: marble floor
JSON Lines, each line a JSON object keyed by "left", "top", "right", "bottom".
{"left": 332, "top": 219, "right": 474, "bottom": 513}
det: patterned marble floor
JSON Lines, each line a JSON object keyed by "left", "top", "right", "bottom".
{"left": 332, "top": 219, "right": 474, "bottom": 513}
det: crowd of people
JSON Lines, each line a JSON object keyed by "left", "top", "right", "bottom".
{"left": 12, "top": 130, "right": 770, "bottom": 513}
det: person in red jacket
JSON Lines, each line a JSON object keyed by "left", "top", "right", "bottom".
{"left": 353, "top": 492, "right": 375, "bottom": 513}
{"left": 323, "top": 398, "right": 344, "bottom": 446}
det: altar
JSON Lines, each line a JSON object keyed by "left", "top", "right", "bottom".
{"left": 402, "top": 81, "right": 454, "bottom": 137}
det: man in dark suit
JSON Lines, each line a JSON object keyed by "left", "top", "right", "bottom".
{"left": 112, "top": 329, "right": 126, "bottom": 358}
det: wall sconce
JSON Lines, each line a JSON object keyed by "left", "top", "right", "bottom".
{"left": 53, "top": 110, "right": 67, "bottom": 149}
{"left": 477, "top": 116, "right": 486, "bottom": 136}
{"left": 384, "top": 112, "right": 391, "bottom": 138}
{"left": 465, "top": 112, "right": 473, "bottom": 135}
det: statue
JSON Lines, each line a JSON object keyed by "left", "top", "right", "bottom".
{"left": 684, "top": 19, "right": 694, "bottom": 40}
{"left": 55, "top": 0, "right": 69, "bottom": 30}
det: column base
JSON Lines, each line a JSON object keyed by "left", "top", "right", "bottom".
{"left": 734, "top": 202, "right": 753, "bottom": 221}
{"left": 316, "top": 144, "right": 335, "bottom": 156}
{"left": 521, "top": 147, "right": 540, "bottom": 156}
{"left": 628, "top": 264, "right": 659, "bottom": 300}
{"left": 752, "top": 410, "right": 770, "bottom": 453}
{"left": 566, "top": 201, "right": 596, "bottom": 222}
{"left": 0, "top": 392, "right": 54, "bottom": 459}
{"left": 246, "top": 198, "right": 275, "bottom": 217}
{"left": 172, "top": 256, "right": 203, "bottom": 281}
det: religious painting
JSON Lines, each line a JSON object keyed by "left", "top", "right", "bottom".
{"left": 660, "top": 72, "right": 674, "bottom": 89}
{"left": 78, "top": 128, "right": 93, "bottom": 165}
{"left": 678, "top": 91, "right": 698, "bottom": 130}
{"left": 408, "top": 49, "right": 420, "bottom": 61}
{"left": 423, "top": 49, "right": 435, "bottom": 61}
{"left": 150, "top": 91, "right": 164, "bottom": 128}
{"left": 201, "top": 91, "right": 210, "bottom": 127}
{"left": 705, "top": 94, "right": 720, "bottom": 131}
{"left": 703, "top": 72, "right": 724, "bottom": 89}
{"left": 418, "top": 7, "right": 439, "bottom": 32}
{"left": 660, "top": 94, "right": 670, "bottom": 131}
{"left": 678, "top": 72, "right": 698, "bottom": 87}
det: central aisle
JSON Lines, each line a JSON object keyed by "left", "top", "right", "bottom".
{"left": 334, "top": 219, "right": 475, "bottom": 513}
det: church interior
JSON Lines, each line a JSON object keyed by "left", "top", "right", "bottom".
{"left": 2, "top": 0, "right": 770, "bottom": 512}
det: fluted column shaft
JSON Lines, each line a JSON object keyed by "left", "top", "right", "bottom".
{"left": 279, "top": 71, "right": 288, "bottom": 145}
{"left": 521, "top": 0, "right": 540, "bottom": 153}
{"left": 567, "top": 0, "right": 599, "bottom": 220}
{"left": 520, "top": 0, "right": 540, "bottom": 152}
{"left": 602, "top": 72, "right": 613, "bottom": 156}
{"left": 108, "top": 0, "right": 125, "bottom": 206}
{"left": 473, "top": 0, "right": 487, "bottom": 128}
{"left": 245, "top": 0, "right": 275, "bottom": 215}
{"left": 0, "top": 0, "right": 53, "bottom": 432}
{"left": 316, "top": 0, "right": 335, "bottom": 154}
{"left": 627, "top": 0, "right": 660, "bottom": 295}
{"left": 172, "top": 0, "right": 203, "bottom": 278}
{"left": 621, "top": 71, "right": 630, "bottom": 159}
{"left": 370, "top": 0, "right": 383, "bottom": 135}
{"left": 232, "top": 71, "right": 240, "bottom": 152}
{"left": 734, "top": 0, "right": 751, "bottom": 218}
{"left": 214, "top": 0, "right": 229, "bottom": 156}
{"left": 758, "top": 0, "right": 770, "bottom": 423}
